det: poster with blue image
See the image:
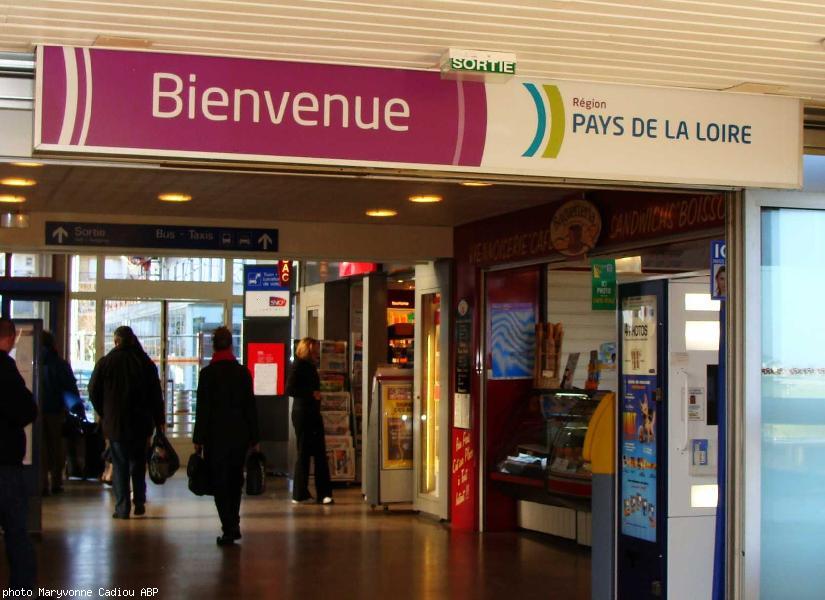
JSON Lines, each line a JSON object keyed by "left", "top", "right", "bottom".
{"left": 621, "top": 374, "right": 658, "bottom": 543}
{"left": 490, "top": 302, "right": 535, "bottom": 379}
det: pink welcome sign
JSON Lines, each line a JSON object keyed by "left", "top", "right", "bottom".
{"left": 35, "top": 46, "right": 487, "bottom": 167}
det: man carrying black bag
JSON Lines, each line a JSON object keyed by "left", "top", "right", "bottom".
{"left": 193, "top": 326, "right": 259, "bottom": 546}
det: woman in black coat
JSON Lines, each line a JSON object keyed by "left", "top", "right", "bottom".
{"left": 287, "top": 337, "right": 333, "bottom": 505}
{"left": 193, "top": 326, "right": 259, "bottom": 546}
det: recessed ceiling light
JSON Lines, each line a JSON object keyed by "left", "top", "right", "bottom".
{"left": 0, "top": 177, "right": 36, "bottom": 187}
{"left": 460, "top": 181, "right": 493, "bottom": 187}
{"left": 0, "top": 195, "right": 25, "bottom": 204}
{"left": 366, "top": 209, "right": 397, "bottom": 217}
{"left": 409, "top": 194, "right": 442, "bottom": 203}
{"left": 10, "top": 162, "right": 43, "bottom": 168}
{"left": 397, "top": 279, "right": 404, "bottom": 283}
{"left": 158, "top": 192, "right": 192, "bottom": 202}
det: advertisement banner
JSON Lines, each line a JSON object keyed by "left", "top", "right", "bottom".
{"left": 382, "top": 382, "right": 413, "bottom": 470}
{"left": 490, "top": 302, "right": 535, "bottom": 379}
{"left": 621, "top": 374, "right": 658, "bottom": 543}
{"left": 591, "top": 258, "right": 617, "bottom": 310}
{"left": 36, "top": 46, "right": 801, "bottom": 188}
{"left": 621, "top": 295, "right": 658, "bottom": 376}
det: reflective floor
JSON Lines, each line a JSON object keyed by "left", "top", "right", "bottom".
{"left": 3, "top": 477, "right": 590, "bottom": 599}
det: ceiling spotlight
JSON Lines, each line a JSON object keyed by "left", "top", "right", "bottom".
{"left": 0, "top": 177, "right": 36, "bottom": 187}
{"left": 0, "top": 195, "right": 26, "bottom": 204}
{"left": 366, "top": 209, "right": 397, "bottom": 217}
{"left": 460, "top": 181, "right": 493, "bottom": 187}
{"left": 409, "top": 194, "right": 442, "bottom": 203}
{"left": 0, "top": 212, "right": 30, "bottom": 228}
{"left": 10, "top": 162, "right": 43, "bottom": 168}
{"left": 158, "top": 192, "right": 192, "bottom": 202}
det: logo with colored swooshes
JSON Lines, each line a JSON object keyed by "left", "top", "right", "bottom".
{"left": 522, "top": 83, "right": 565, "bottom": 158}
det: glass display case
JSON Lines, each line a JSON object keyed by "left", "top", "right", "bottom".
{"left": 491, "top": 389, "right": 611, "bottom": 504}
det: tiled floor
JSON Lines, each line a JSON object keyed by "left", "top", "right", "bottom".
{"left": 3, "top": 477, "right": 591, "bottom": 599}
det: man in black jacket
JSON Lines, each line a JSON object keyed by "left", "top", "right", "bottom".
{"left": 89, "top": 326, "right": 164, "bottom": 519}
{"left": 0, "top": 318, "right": 38, "bottom": 591}
{"left": 193, "top": 326, "right": 259, "bottom": 546}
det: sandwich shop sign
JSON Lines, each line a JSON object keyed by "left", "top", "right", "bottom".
{"left": 35, "top": 46, "right": 802, "bottom": 189}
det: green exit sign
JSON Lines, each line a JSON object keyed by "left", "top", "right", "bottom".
{"left": 441, "top": 49, "right": 517, "bottom": 80}
{"left": 449, "top": 56, "right": 516, "bottom": 75}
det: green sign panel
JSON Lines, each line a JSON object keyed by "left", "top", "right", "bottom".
{"left": 591, "top": 258, "right": 617, "bottom": 310}
{"left": 449, "top": 57, "right": 516, "bottom": 75}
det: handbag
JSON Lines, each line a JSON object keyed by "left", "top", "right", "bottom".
{"left": 245, "top": 451, "right": 267, "bottom": 496}
{"left": 187, "top": 452, "right": 212, "bottom": 496}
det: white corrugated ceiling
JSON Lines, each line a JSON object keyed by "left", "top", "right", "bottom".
{"left": 0, "top": 0, "right": 824, "bottom": 102}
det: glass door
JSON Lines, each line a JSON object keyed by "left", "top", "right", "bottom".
{"left": 413, "top": 262, "right": 451, "bottom": 519}
{"left": 418, "top": 292, "right": 441, "bottom": 496}
{"left": 166, "top": 301, "right": 225, "bottom": 438}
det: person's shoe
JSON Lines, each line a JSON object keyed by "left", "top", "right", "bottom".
{"left": 133, "top": 504, "right": 146, "bottom": 516}
{"left": 51, "top": 486, "right": 64, "bottom": 495}
{"left": 216, "top": 534, "right": 237, "bottom": 546}
{"left": 320, "top": 497, "right": 334, "bottom": 505}
{"left": 291, "top": 497, "right": 314, "bottom": 505}
{"left": 224, "top": 530, "right": 241, "bottom": 541}
{"left": 112, "top": 512, "right": 130, "bottom": 520}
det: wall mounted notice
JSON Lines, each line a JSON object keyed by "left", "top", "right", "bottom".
{"left": 455, "top": 298, "right": 473, "bottom": 395}
{"left": 246, "top": 342, "right": 285, "bottom": 396}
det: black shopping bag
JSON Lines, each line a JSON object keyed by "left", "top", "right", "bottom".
{"left": 148, "top": 430, "right": 180, "bottom": 485}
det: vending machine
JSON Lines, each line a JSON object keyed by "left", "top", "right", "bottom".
{"left": 617, "top": 278, "right": 719, "bottom": 600}
{"left": 364, "top": 366, "right": 414, "bottom": 508}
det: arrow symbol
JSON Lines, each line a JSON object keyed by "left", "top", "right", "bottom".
{"left": 52, "top": 226, "right": 69, "bottom": 244}
{"left": 258, "top": 233, "right": 273, "bottom": 250}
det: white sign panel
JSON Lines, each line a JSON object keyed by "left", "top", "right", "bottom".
{"left": 483, "top": 80, "right": 802, "bottom": 189}
{"left": 253, "top": 363, "right": 278, "bottom": 396}
{"left": 245, "top": 290, "right": 290, "bottom": 318}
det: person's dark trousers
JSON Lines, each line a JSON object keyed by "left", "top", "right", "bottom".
{"left": 110, "top": 438, "right": 148, "bottom": 516}
{"left": 207, "top": 446, "right": 246, "bottom": 536}
{"left": 41, "top": 412, "right": 66, "bottom": 492}
{"left": 0, "top": 466, "right": 37, "bottom": 591}
{"left": 292, "top": 404, "right": 332, "bottom": 501}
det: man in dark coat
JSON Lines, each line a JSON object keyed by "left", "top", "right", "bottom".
{"left": 193, "top": 326, "right": 259, "bottom": 546}
{"left": 0, "top": 318, "right": 38, "bottom": 591}
{"left": 89, "top": 325, "right": 164, "bottom": 519}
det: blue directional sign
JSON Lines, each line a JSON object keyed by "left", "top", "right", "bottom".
{"left": 45, "top": 221, "right": 278, "bottom": 252}
{"left": 245, "top": 265, "right": 287, "bottom": 291}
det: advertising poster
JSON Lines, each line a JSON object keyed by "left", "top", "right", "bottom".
{"left": 710, "top": 239, "right": 727, "bottom": 301}
{"left": 382, "top": 382, "right": 413, "bottom": 470}
{"left": 621, "top": 375, "right": 658, "bottom": 543}
{"left": 621, "top": 295, "right": 658, "bottom": 376}
{"left": 490, "top": 302, "right": 535, "bottom": 379}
